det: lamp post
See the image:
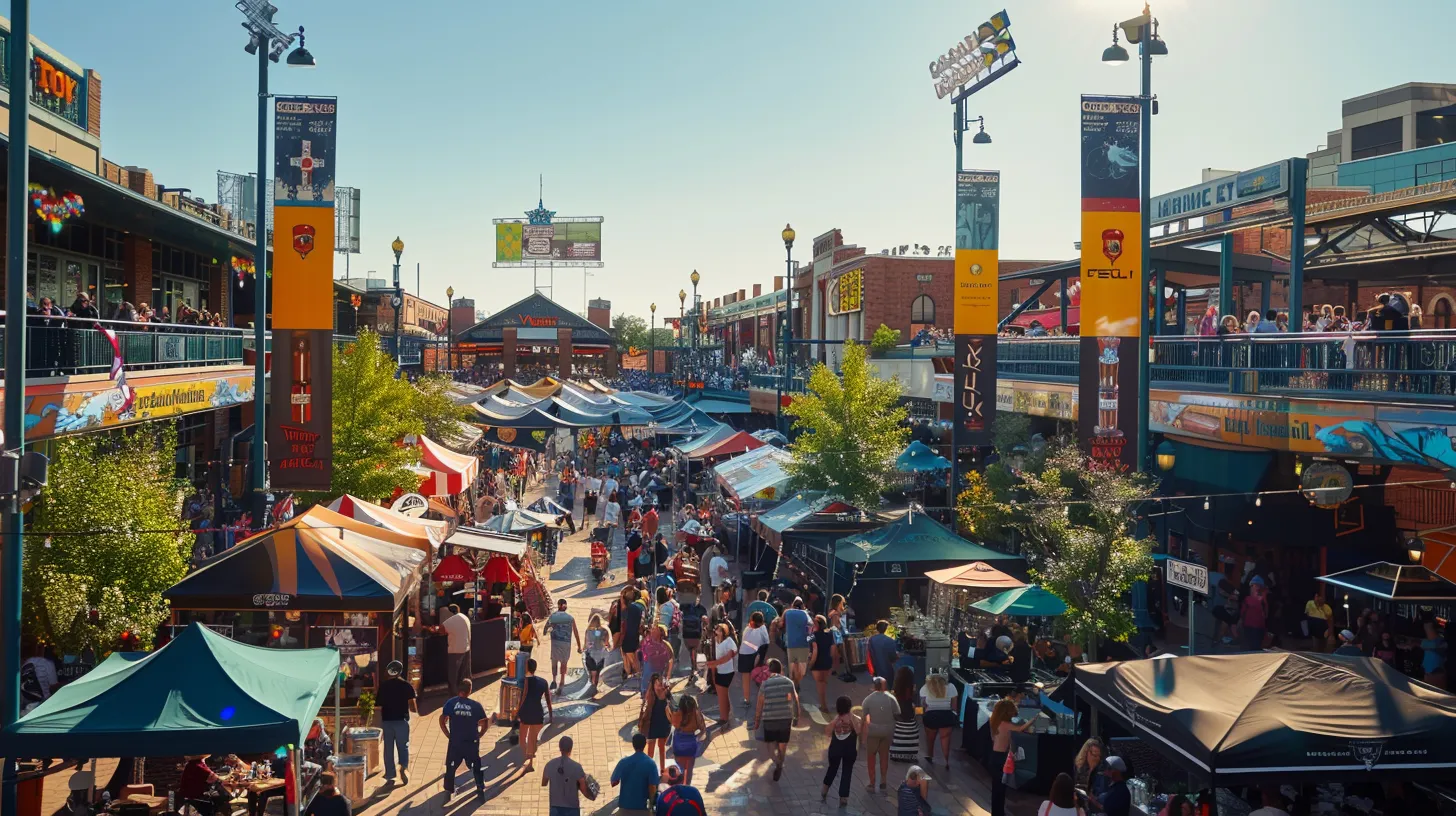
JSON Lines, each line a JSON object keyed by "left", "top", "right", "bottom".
{"left": 1102, "top": 3, "right": 1167, "bottom": 471}
{"left": 950, "top": 109, "right": 992, "bottom": 505}
{"left": 678, "top": 288, "right": 687, "bottom": 394}
{"left": 779, "top": 224, "right": 796, "bottom": 434}
{"left": 391, "top": 236, "right": 404, "bottom": 374}
{"left": 650, "top": 302, "right": 657, "bottom": 377}
{"left": 239, "top": 4, "right": 314, "bottom": 524}
{"left": 690, "top": 270, "right": 701, "bottom": 352}
{"left": 446, "top": 285, "right": 455, "bottom": 372}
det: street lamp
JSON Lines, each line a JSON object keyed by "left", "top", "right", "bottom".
{"left": 779, "top": 224, "right": 796, "bottom": 434}
{"left": 392, "top": 236, "right": 404, "bottom": 374}
{"left": 678, "top": 288, "right": 687, "bottom": 393}
{"left": 1155, "top": 439, "right": 1176, "bottom": 472}
{"left": 1102, "top": 3, "right": 1168, "bottom": 472}
{"left": 690, "top": 270, "right": 701, "bottom": 351}
{"left": 446, "top": 285, "right": 454, "bottom": 373}
{"left": 1407, "top": 537, "right": 1426, "bottom": 565}
{"left": 239, "top": 2, "right": 316, "bottom": 524}
{"left": 967, "top": 115, "right": 992, "bottom": 144}
{"left": 649, "top": 302, "right": 657, "bottom": 377}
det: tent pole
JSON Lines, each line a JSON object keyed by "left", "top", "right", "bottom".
{"left": 1187, "top": 587, "right": 1196, "bottom": 656}
{"left": 290, "top": 747, "right": 302, "bottom": 816}
{"left": 334, "top": 656, "right": 342, "bottom": 749}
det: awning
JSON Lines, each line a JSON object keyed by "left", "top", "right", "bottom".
{"left": 835, "top": 511, "right": 1022, "bottom": 580}
{"left": 689, "top": 430, "right": 765, "bottom": 460}
{"left": 1073, "top": 652, "right": 1456, "bottom": 784}
{"left": 327, "top": 494, "right": 449, "bottom": 551}
{"left": 428, "top": 498, "right": 459, "bottom": 520}
{"left": 670, "top": 424, "right": 736, "bottom": 455}
{"left": 897, "top": 440, "right": 951, "bottom": 472}
{"left": 478, "top": 510, "right": 557, "bottom": 535}
{"left": 1317, "top": 561, "right": 1456, "bottom": 602}
{"left": 447, "top": 527, "right": 529, "bottom": 557}
{"left": 752, "top": 492, "right": 854, "bottom": 540}
{"left": 416, "top": 435, "right": 480, "bottom": 496}
{"left": 924, "top": 561, "right": 1025, "bottom": 590}
{"left": 1168, "top": 439, "right": 1272, "bottom": 496}
{"left": 714, "top": 444, "right": 793, "bottom": 503}
{"left": 689, "top": 398, "right": 753, "bottom": 415}
{"left": 970, "top": 585, "right": 1067, "bottom": 617}
{"left": 0, "top": 624, "right": 338, "bottom": 757}
{"left": 528, "top": 497, "right": 572, "bottom": 517}
{"left": 295, "top": 504, "right": 436, "bottom": 557}
{"left": 1009, "top": 305, "right": 1079, "bottom": 331}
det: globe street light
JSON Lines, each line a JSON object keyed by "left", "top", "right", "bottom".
{"left": 650, "top": 302, "right": 657, "bottom": 377}
{"left": 779, "top": 224, "right": 796, "bottom": 434}
{"left": 392, "top": 236, "right": 404, "bottom": 374}
{"left": 446, "top": 285, "right": 455, "bottom": 372}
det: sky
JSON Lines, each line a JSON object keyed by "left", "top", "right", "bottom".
{"left": 20, "top": 0, "right": 1456, "bottom": 324}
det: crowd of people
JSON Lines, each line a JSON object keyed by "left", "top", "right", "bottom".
{"left": 1194, "top": 291, "right": 1425, "bottom": 335}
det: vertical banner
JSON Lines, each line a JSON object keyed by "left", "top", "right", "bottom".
{"left": 270, "top": 96, "right": 338, "bottom": 490}
{"left": 953, "top": 170, "right": 1000, "bottom": 445}
{"left": 1077, "top": 96, "right": 1143, "bottom": 471}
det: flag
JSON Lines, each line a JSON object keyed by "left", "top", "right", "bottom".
{"left": 93, "top": 322, "right": 135, "bottom": 414}
{"left": 273, "top": 494, "right": 294, "bottom": 523}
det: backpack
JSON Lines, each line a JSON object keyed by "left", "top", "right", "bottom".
{"left": 658, "top": 786, "right": 704, "bottom": 816}
{"left": 681, "top": 604, "right": 705, "bottom": 640}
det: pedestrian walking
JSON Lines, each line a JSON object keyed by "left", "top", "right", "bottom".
{"left": 861, "top": 677, "right": 900, "bottom": 792}
{"left": 752, "top": 658, "right": 799, "bottom": 782}
{"left": 821, "top": 695, "right": 861, "bottom": 806}
{"left": 442, "top": 604, "right": 472, "bottom": 694}
{"left": 808, "top": 614, "right": 835, "bottom": 709}
{"left": 828, "top": 594, "right": 852, "bottom": 681}
{"left": 989, "top": 697, "right": 1033, "bottom": 816}
{"left": 656, "top": 587, "right": 682, "bottom": 674}
{"left": 610, "top": 733, "right": 661, "bottom": 816}
{"left": 897, "top": 766, "right": 933, "bottom": 816}
{"left": 866, "top": 620, "right": 900, "bottom": 684}
{"left": 919, "top": 673, "right": 957, "bottom": 769}
{"left": 517, "top": 658, "right": 552, "bottom": 772}
{"left": 680, "top": 592, "right": 707, "bottom": 681}
{"left": 622, "top": 587, "right": 647, "bottom": 687}
{"left": 541, "top": 736, "right": 596, "bottom": 816}
{"left": 704, "top": 623, "right": 739, "bottom": 728}
{"left": 583, "top": 614, "right": 612, "bottom": 696}
{"left": 668, "top": 693, "right": 707, "bottom": 785}
{"left": 547, "top": 599, "right": 582, "bottom": 691}
{"left": 516, "top": 612, "right": 538, "bottom": 659}
{"left": 639, "top": 625, "right": 675, "bottom": 696}
{"left": 738, "top": 611, "right": 771, "bottom": 706}
{"left": 782, "top": 598, "right": 812, "bottom": 689}
{"left": 377, "top": 660, "right": 417, "bottom": 784}
{"left": 438, "top": 679, "right": 488, "bottom": 799}
{"left": 639, "top": 673, "right": 674, "bottom": 772}
{"left": 890, "top": 667, "right": 921, "bottom": 763}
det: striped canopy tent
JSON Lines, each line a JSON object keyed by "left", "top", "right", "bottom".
{"left": 686, "top": 430, "right": 765, "bottom": 460}
{"left": 164, "top": 513, "right": 426, "bottom": 612}
{"left": 326, "top": 494, "right": 450, "bottom": 551}
{"left": 293, "top": 504, "right": 437, "bottom": 558}
{"left": 416, "top": 434, "right": 481, "bottom": 497}
{"left": 479, "top": 509, "right": 559, "bottom": 535}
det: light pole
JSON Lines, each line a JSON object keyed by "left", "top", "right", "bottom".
{"left": 1103, "top": 3, "right": 1167, "bottom": 472}
{"left": 650, "top": 302, "right": 657, "bottom": 377}
{"left": 690, "top": 270, "right": 701, "bottom": 354}
{"left": 239, "top": 2, "right": 314, "bottom": 523}
{"left": 1, "top": 4, "right": 30, "bottom": 813}
{"left": 779, "top": 224, "right": 796, "bottom": 434}
{"left": 950, "top": 108, "right": 992, "bottom": 502}
{"left": 446, "top": 285, "right": 455, "bottom": 372}
{"left": 678, "top": 288, "right": 687, "bottom": 394}
{"left": 391, "top": 236, "right": 405, "bottom": 374}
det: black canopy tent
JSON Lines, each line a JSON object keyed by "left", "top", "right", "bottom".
{"left": 1072, "top": 652, "right": 1456, "bottom": 785}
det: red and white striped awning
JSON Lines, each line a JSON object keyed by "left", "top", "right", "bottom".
{"left": 414, "top": 435, "right": 480, "bottom": 496}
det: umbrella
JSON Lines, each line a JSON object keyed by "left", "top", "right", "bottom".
{"left": 1317, "top": 561, "right": 1456, "bottom": 602}
{"left": 896, "top": 440, "right": 951, "bottom": 473}
{"left": 480, "top": 555, "right": 521, "bottom": 584}
{"left": 971, "top": 585, "right": 1067, "bottom": 617}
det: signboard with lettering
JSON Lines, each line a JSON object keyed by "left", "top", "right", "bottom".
{"left": 1151, "top": 160, "right": 1291, "bottom": 226}
{"left": 494, "top": 217, "right": 604, "bottom": 266}
{"left": 827, "top": 268, "right": 864, "bottom": 315}
{"left": 928, "top": 10, "right": 1018, "bottom": 101}
{"left": 1164, "top": 558, "right": 1209, "bottom": 595}
{"left": 954, "top": 170, "right": 1000, "bottom": 446}
{"left": 0, "top": 33, "right": 89, "bottom": 130}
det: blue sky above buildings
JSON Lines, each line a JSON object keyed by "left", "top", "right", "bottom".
{"left": 22, "top": 0, "right": 1456, "bottom": 320}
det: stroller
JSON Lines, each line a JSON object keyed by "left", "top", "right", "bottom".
{"left": 590, "top": 539, "right": 610, "bottom": 586}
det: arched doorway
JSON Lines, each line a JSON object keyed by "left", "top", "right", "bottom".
{"left": 911, "top": 294, "right": 936, "bottom": 338}
{"left": 1429, "top": 294, "right": 1454, "bottom": 329}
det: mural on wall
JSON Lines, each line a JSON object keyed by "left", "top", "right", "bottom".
{"left": 13, "top": 374, "right": 255, "bottom": 441}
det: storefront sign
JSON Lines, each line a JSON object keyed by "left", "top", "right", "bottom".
{"left": 1302, "top": 463, "right": 1354, "bottom": 508}
{"left": 955, "top": 170, "right": 1000, "bottom": 446}
{"left": 269, "top": 330, "right": 333, "bottom": 490}
{"left": 826, "top": 268, "right": 863, "bottom": 316}
{"left": 1151, "top": 160, "right": 1290, "bottom": 226}
{"left": 0, "top": 34, "right": 89, "bottom": 129}
{"left": 16, "top": 372, "right": 255, "bottom": 441}
{"left": 253, "top": 593, "right": 293, "bottom": 608}
{"left": 1078, "top": 96, "right": 1143, "bottom": 472}
{"left": 995, "top": 380, "right": 1078, "bottom": 420}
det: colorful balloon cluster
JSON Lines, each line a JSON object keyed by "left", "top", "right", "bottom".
{"left": 232, "top": 256, "right": 266, "bottom": 286}
{"left": 29, "top": 184, "right": 84, "bottom": 233}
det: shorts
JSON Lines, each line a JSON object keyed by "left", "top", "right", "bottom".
{"left": 585, "top": 654, "right": 605, "bottom": 673}
{"left": 761, "top": 719, "right": 792, "bottom": 744}
{"left": 923, "top": 709, "right": 958, "bottom": 730}
{"left": 787, "top": 647, "right": 810, "bottom": 665}
{"left": 552, "top": 640, "right": 571, "bottom": 665}
{"left": 737, "top": 652, "right": 759, "bottom": 674}
{"left": 865, "top": 734, "right": 890, "bottom": 754}
{"left": 715, "top": 671, "right": 735, "bottom": 690}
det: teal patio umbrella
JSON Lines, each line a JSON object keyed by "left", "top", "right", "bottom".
{"left": 897, "top": 440, "right": 950, "bottom": 473}
{"left": 971, "top": 585, "right": 1068, "bottom": 617}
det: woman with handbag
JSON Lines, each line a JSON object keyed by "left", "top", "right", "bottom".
{"left": 989, "top": 698, "right": 1033, "bottom": 816}
{"left": 639, "top": 673, "right": 674, "bottom": 772}
{"left": 739, "top": 611, "right": 771, "bottom": 705}
{"left": 669, "top": 692, "right": 708, "bottom": 785}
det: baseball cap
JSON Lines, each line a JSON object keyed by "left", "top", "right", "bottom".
{"left": 907, "top": 765, "right": 932, "bottom": 782}
{"left": 995, "top": 635, "right": 1013, "bottom": 651}
{"left": 1105, "top": 756, "right": 1127, "bottom": 773}
{"left": 1250, "top": 575, "right": 1265, "bottom": 586}
{"left": 1339, "top": 629, "right": 1357, "bottom": 643}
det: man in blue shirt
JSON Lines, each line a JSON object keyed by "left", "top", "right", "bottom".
{"left": 655, "top": 765, "right": 704, "bottom": 816}
{"left": 611, "top": 733, "right": 661, "bottom": 815}
{"left": 782, "top": 598, "right": 812, "bottom": 688}
{"left": 866, "top": 620, "right": 900, "bottom": 684}
{"left": 746, "top": 590, "right": 778, "bottom": 627}
{"left": 437, "top": 678, "right": 489, "bottom": 798}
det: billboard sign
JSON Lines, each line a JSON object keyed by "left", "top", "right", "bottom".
{"left": 494, "top": 218, "right": 603, "bottom": 266}
{"left": 929, "top": 10, "right": 1018, "bottom": 100}
{"left": 1078, "top": 95, "right": 1143, "bottom": 472}
{"left": 954, "top": 170, "right": 1000, "bottom": 444}
{"left": 334, "top": 186, "right": 361, "bottom": 252}
{"left": 1150, "top": 160, "right": 1290, "bottom": 226}
{"left": 826, "top": 268, "right": 864, "bottom": 315}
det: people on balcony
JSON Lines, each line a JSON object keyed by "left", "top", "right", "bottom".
{"left": 68, "top": 292, "right": 100, "bottom": 320}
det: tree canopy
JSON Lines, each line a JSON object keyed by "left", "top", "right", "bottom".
{"left": 413, "top": 373, "right": 474, "bottom": 447}
{"left": 328, "top": 329, "right": 423, "bottom": 502}
{"left": 783, "top": 340, "right": 908, "bottom": 511}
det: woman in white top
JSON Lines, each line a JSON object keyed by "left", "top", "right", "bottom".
{"left": 1038, "top": 772, "right": 1086, "bottom": 816}
{"left": 738, "top": 611, "right": 771, "bottom": 705}
{"left": 918, "top": 673, "right": 959, "bottom": 769}
{"left": 602, "top": 490, "right": 622, "bottom": 541}
{"left": 703, "top": 623, "right": 738, "bottom": 728}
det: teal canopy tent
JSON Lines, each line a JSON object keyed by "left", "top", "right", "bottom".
{"left": 897, "top": 440, "right": 951, "bottom": 472}
{"left": 0, "top": 623, "right": 338, "bottom": 757}
{"left": 971, "top": 585, "right": 1068, "bottom": 617}
{"left": 835, "top": 512, "right": 1022, "bottom": 581}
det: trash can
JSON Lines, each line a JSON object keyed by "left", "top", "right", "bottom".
{"left": 344, "top": 727, "right": 383, "bottom": 777}
{"left": 334, "top": 754, "right": 366, "bottom": 803}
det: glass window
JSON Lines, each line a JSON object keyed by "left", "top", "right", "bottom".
{"left": 911, "top": 294, "right": 935, "bottom": 323}
{"left": 1352, "top": 118, "right": 1403, "bottom": 161}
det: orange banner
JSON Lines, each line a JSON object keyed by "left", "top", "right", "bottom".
{"left": 954, "top": 249, "right": 999, "bottom": 335}
{"left": 271, "top": 206, "right": 336, "bottom": 330}
{"left": 1079, "top": 210, "right": 1143, "bottom": 338}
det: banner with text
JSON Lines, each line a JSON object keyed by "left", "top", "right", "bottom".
{"left": 1078, "top": 96, "right": 1143, "bottom": 471}
{"left": 268, "top": 330, "right": 334, "bottom": 490}
{"left": 954, "top": 170, "right": 1000, "bottom": 445}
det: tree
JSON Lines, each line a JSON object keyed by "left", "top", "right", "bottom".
{"left": 412, "top": 373, "right": 473, "bottom": 447}
{"left": 613, "top": 313, "right": 648, "bottom": 352}
{"left": 25, "top": 425, "right": 193, "bottom": 653}
{"left": 329, "top": 329, "right": 422, "bottom": 502}
{"left": 1013, "top": 442, "right": 1156, "bottom": 658}
{"left": 870, "top": 324, "right": 901, "bottom": 355}
{"left": 783, "top": 340, "right": 908, "bottom": 511}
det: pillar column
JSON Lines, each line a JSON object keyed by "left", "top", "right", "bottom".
{"left": 605, "top": 346, "right": 619, "bottom": 377}
{"left": 124, "top": 235, "right": 153, "bottom": 308}
{"left": 502, "top": 327, "right": 518, "bottom": 378}
{"left": 558, "top": 328, "right": 573, "bottom": 379}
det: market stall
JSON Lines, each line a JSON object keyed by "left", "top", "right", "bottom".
{"left": 413, "top": 434, "right": 482, "bottom": 498}
{"left": 925, "top": 562, "right": 1025, "bottom": 638}
{"left": 327, "top": 494, "right": 450, "bottom": 550}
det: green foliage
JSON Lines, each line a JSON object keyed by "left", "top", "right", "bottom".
{"left": 25, "top": 425, "right": 193, "bottom": 654}
{"left": 955, "top": 470, "right": 1009, "bottom": 539}
{"left": 613, "top": 313, "right": 649, "bottom": 352}
{"left": 783, "top": 340, "right": 908, "bottom": 511}
{"left": 869, "top": 324, "right": 901, "bottom": 354}
{"left": 412, "top": 374, "right": 473, "bottom": 446}
{"left": 328, "top": 329, "right": 422, "bottom": 502}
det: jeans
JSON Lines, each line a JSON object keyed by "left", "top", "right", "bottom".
{"left": 444, "top": 743, "right": 483, "bottom": 794}
{"left": 823, "top": 751, "right": 856, "bottom": 798}
{"left": 990, "top": 749, "right": 1007, "bottom": 816}
{"left": 448, "top": 651, "right": 471, "bottom": 693}
{"left": 381, "top": 719, "right": 409, "bottom": 779}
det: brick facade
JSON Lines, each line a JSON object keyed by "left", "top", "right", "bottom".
{"left": 557, "top": 327, "right": 573, "bottom": 377}
{"left": 123, "top": 235, "right": 152, "bottom": 307}
{"left": 502, "top": 327, "right": 518, "bottom": 377}
{"left": 85, "top": 70, "right": 101, "bottom": 139}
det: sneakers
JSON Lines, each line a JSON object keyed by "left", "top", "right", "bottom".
{"left": 400, "top": 769, "right": 409, "bottom": 784}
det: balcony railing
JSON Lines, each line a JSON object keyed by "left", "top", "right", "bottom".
{"left": 4, "top": 316, "right": 358, "bottom": 379}
{"left": 998, "top": 337, "right": 1080, "bottom": 380}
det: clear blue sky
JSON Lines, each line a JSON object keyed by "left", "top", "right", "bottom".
{"left": 21, "top": 0, "right": 1456, "bottom": 323}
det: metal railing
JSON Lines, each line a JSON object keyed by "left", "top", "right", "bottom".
{"left": 998, "top": 337, "right": 1080, "bottom": 380}
{"left": 5, "top": 315, "right": 359, "bottom": 379}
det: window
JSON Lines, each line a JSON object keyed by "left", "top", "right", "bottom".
{"left": 1433, "top": 296, "right": 1454, "bottom": 330}
{"left": 911, "top": 294, "right": 935, "bottom": 324}
{"left": 1350, "top": 118, "right": 1403, "bottom": 161}
{"left": 1416, "top": 112, "right": 1456, "bottom": 149}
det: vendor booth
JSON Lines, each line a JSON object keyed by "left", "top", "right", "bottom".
{"left": 328, "top": 494, "right": 450, "bottom": 550}
{"left": 413, "top": 434, "right": 482, "bottom": 498}
{"left": 925, "top": 562, "right": 1025, "bottom": 637}
{"left": 1069, "top": 651, "right": 1456, "bottom": 812}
